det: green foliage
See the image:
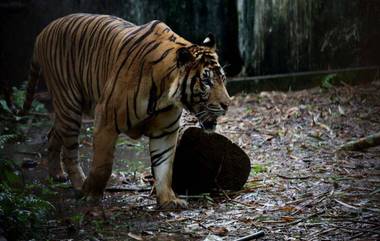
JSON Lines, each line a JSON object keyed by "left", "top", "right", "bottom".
{"left": 0, "top": 87, "right": 47, "bottom": 147}
{"left": 0, "top": 159, "right": 55, "bottom": 240}
{"left": 0, "top": 159, "right": 23, "bottom": 187}
{"left": 0, "top": 134, "right": 20, "bottom": 147}
{"left": 70, "top": 213, "right": 85, "bottom": 226}
{"left": 31, "top": 100, "right": 47, "bottom": 113}
{"left": 11, "top": 87, "right": 26, "bottom": 109}
{"left": 0, "top": 184, "right": 54, "bottom": 240}
{"left": 0, "top": 87, "right": 46, "bottom": 115}
{"left": 320, "top": 74, "right": 337, "bottom": 90}
{"left": 0, "top": 100, "right": 12, "bottom": 113}
{"left": 251, "top": 163, "right": 268, "bottom": 174}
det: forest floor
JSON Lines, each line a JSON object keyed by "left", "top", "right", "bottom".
{"left": 1, "top": 80, "right": 380, "bottom": 241}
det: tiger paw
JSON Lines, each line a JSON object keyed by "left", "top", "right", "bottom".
{"left": 158, "top": 198, "right": 188, "bottom": 210}
{"left": 81, "top": 177, "right": 104, "bottom": 203}
{"left": 49, "top": 173, "right": 68, "bottom": 183}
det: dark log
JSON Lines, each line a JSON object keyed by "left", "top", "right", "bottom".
{"left": 338, "top": 132, "right": 380, "bottom": 151}
{"left": 172, "top": 112, "right": 251, "bottom": 195}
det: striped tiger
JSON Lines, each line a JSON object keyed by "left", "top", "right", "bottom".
{"left": 23, "top": 13, "right": 231, "bottom": 208}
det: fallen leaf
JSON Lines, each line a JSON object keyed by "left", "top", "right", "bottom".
{"left": 338, "top": 105, "right": 345, "bottom": 115}
{"left": 279, "top": 206, "right": 296, "bottom": 212}
{"left": 208, "top": 226, "right": 228, "bottom": 236}
{"left": 128, "top": 232, "right": 143, "bottom": 241}
{"left": 281, "top": 216, "right": 296, "bottom": 222}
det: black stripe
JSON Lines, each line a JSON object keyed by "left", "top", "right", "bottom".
{"left": 180, "top": 69, "right": 192, "bottom": 111}
{"left": 126, "top": 40, "right": 155, "bottom": 71}
{"left": 115, "top": 25, "right": 146, "bottom": 60}
{"left": 149, "top": 126, "right": 179, "bottom": 139}
{"left": 65, "top": 142, "right": 79, "bottom": 151}
{"left": 103, "top": 26, "right": 121, "bottom": 83}
{"left": 94, "top": 23, "right": 120, "bottom": 98}
{"left": 151, "top": 146, "right": 174, "bottom": 167}
{"left": 171, "top": 80, "right": 181, "bottom": 98}
{"left": 155, "top": 105, "right": 174, "bottom": 114}
{"left": 151, "top": 145, "right": 174, "bottom": 161}
{"left": 137, "top": 40, "right": 159, "bottom": 59}
{"left": 63, "top": 18, "right": 82, "bottom": 105}
{"left": 147, "top": 72, "right": 157, "bottom": 115}
{"left": 189, "top": 75, "right": 199, "bottom": 103}
{"left": 84, "top": 18, "right": 106, "bottom": 100}
{"left": 126, "top": 20, "right": 161, "bottom": 57}
{"left": 103, "top": 32, "right": 145, "bottom": 110}
{"left": 152, "top": 153, "right": 173, "bottom": 167}
{"left": 46, "top": 21, "right": 80, "bottom": 111}
{"left": 126, "top": 96, "right": 132, "bottom": 129}
{"left": 104, "top": 21, "right": 161, "bottom": 110}
{"left": 114, "top": 108, "right": 121, "bottom": 134}
{"left": 54, "top": 112, "right": 80, "bottom": 135}
{"left": 150, "top": 47, "right": 174, "bottom": 65}
{"left": 139, "top": 41, "right": 161, "bottom": 64}
{"left": 163, "top": 112, "right": 181, "bottom": 130}
{"left": 133, "top": 60, "right": 145, "bottom": 119}
{"left": 53, "top": 98, "right": 81, "bottom": 129}
{"left": 159, "top": 64, "right": 177, "bottom": 96}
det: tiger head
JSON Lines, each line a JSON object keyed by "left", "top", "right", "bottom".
{"left": 175, "top": 34, "right": 231, "bottom": 131}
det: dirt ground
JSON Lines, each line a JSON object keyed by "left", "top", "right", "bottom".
{"left": 3, "top": 80, "right": 380, "bottom": 240}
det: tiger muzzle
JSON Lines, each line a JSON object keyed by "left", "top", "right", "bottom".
{"left": 199, "top": 105, "right": 227, "bottom": 131}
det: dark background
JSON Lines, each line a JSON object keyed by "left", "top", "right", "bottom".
{"left": 0, "top": 0, "right": 379, "bottom": 88}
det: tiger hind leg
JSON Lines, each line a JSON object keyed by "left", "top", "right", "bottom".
{"left": 47, "top": 127, "right": 66, "bottom": 181}
{"left": 53, "top": 107, "right": 85, "bottom": 190}
{"left": 61, "top": 139, "right": 85, "bottom": 190}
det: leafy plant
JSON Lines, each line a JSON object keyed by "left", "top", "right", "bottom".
{"left": 0, "top": 159, "right": 55, "bottom": 240}
{"left": 0, "top": 99, "right": 12, "bottom": 113}
{"left": 0, "top": 184, "right": 54, "bottom": 240}
{"left": 0, "top": 134, "right": 20, "bottom": 147}
{"left": 321, "top": 74, "right": 337, "bottom": 90}
{"left": 251, "top": 163, "right": 268, "bottom": 174}
{"left": 11, "top": 87, "right": 26, "bottom": 109}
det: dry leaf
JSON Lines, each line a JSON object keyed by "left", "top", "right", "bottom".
{"left": 128, "top": 232, "right": 143, "bottom": 241}
{"left": 281, "top": 216, "right": 296, "bottom": 222}
{"left": 279, "top": 206, "right": 296, "bottom": 212}
{"left": 208, "top": 226, "right": 229, "bottom": 236}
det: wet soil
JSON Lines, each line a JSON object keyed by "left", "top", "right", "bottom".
{"left": 1, "top": 80, "right": 380, "bottom": 240}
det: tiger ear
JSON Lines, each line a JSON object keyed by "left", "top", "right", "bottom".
{"left": 202, "top": 33, "right": 216, "bottom": 49}
{"left": 176, "top": 47, "right": 194, "bottom": 67}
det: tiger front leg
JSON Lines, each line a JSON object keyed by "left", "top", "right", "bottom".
{"left": 82, "top": 124, "right": 118, "bottom": 201}
{"left": 149, "top": 131, "right": 187, "bottom": 209}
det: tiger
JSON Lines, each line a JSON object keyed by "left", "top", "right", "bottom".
{"left": 23, "top": 13, "right": 231, "bottom": 208}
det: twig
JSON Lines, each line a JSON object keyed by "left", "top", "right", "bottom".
{"left": 28, "top": 111, "right": 50, "bottom": 117}
{"left": 349, "top": 232, "right": 365, "bottom": 240}
{"left": 232, "top": 230, "right": 265, "bottom": 241}
{"left": 278, "top": 210, "right": 325, "bottom": 226}
{"left": 105, "top": 185, "right": 151, "bottom": 192}
{"left": 334, "top": 199, "right": 360, "bottom": 211}
{"left": 276, "top": 173, "right": 312, "bottom": 180}
{"left": 330, "top": 224, "right": 380, "bottom": 235}
{"left": 309, "top": 227, "right": 338, "bottom": 239}
{"left": 15, "top": 151, "right": 42, "bottom": 158}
